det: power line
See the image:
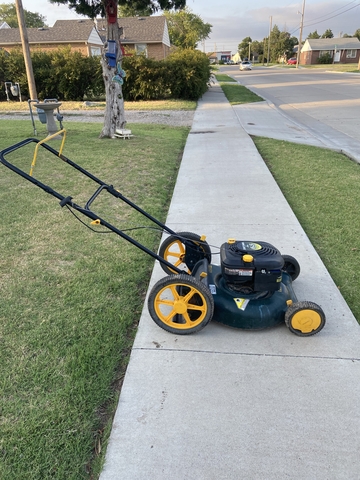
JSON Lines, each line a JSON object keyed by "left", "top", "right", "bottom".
{"left": 290, "top": 0, "right": 360, "bottom": 35}
{"left": 303, "top": 3, "right": 360, "bottom": 30}
{"left": 304, "top": 0, "right": 358, "bottom": 23}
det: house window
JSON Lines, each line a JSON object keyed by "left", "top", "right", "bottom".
{"left": 90, "top": 46, "right": 101, "bottom": 56}
{"left": 135, "top": 44, "right": 147, "bottom": 56}
{"left": 346, "top": 49, "right": 356, "bottom": 58}
{"left": 319, "top": 50, "right": 333, "bottom": 57}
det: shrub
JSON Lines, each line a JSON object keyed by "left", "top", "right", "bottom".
{"left": 122, "top": 54, "right": 171, "bottom": 101}
{"left": 0, "top": 48, "right": 104, "bottom": 101}
{"left": 0, "top": 48, "right": 27, "bottom": 101}
{"left": 166, "top": 49, "right": 212, "bottom": 100}
{"left": 317, "top": 52, "right": 333, "bottom": 64}
{"left": 46, "top": 47, "right": 103, "bottom": 101}
{"left": 122, "top": 49, "right": 211, "bottom": 101}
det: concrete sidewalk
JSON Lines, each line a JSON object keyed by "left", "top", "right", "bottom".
{"left": 100, "top": 87, "right": 360, "bottom": 480}
{"left": 232, "top": 90, "right": 360, "bottom": 164}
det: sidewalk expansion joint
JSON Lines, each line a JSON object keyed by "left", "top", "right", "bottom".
{"left": 134, "top": 347, "right": 360, "bottom": 363}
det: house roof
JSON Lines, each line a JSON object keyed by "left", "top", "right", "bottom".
{"left": 0, "top": 19, "right": 102, "bottom": 45}
{"left": 93, "top": 16, "right": 169, "bottom": 45}
{"left": 0, "top": 16, "right": 169, "bottom": 48}
{"left": 302, "top": 37, "right": 360, "bottom": 52}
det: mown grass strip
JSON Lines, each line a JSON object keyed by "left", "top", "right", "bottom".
{"left": 253, "top": 136, "right": 360, "bottom": 322}
{"left": 215, "top": 74, "right": 237, "bottom": 82}
{"left": 0, "top": 120, "right": 189, "bottom": 479}
{"left": 219, "top": 83, "right": 264, "bottom": 105}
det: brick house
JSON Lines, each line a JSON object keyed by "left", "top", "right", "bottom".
{"left": 0, "top": 19, "right": 103, "bottom": 56}
{"left": 0, "top": 16, "right": 171, "bottom": 60}
{"left": 96, "top": 16, "right": 171, "bottom": 60}
{"left": 300, "top": 37, "right": 360, "bottom": 65}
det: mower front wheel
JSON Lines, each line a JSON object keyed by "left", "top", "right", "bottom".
{"left": 148, "top": 274, "right": 214, "bottom": 334}
{"left": 158, "top": 232, "right": 211, "bottom": 275}
{"left": 285, "top": 301, "right": 326, "bottom": 336}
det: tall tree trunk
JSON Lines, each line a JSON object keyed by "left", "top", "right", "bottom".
{"left": 100, "top": 3, "right": 126, "bottom": 138}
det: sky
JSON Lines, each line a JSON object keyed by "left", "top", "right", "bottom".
{"left": 21, "top": 0, "right": 360, "bottom": 53}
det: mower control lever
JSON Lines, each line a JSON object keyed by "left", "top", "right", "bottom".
{"left": 59, "top": 196, "right": 73, "bottom": 207}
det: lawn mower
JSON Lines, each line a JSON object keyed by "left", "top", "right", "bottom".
{"left": 0, "top": 137, "right": 326, "bottom": 337}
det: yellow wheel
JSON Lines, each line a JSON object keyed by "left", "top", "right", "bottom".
{"left": 158, "top": 232, "right": 211, "bottom": 275}
{"left": 285, "top": 301, "right": 326, "bottom": 336}
{"left": 148, "top": 274, "right": 214, "bottom": 334}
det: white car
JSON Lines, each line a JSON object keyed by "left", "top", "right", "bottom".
{"left": 239, "top": 61, "right": 252, "bottom": 71}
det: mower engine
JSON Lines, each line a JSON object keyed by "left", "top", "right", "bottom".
{"left": 220, "top": 239, "right": 284, "bottom": 294}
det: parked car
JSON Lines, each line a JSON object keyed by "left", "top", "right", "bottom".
{"left": 239, "top": 61, "right": 252, "bottom": 71}
{"left": 287, "top": 57, "right": 297, "bottom": 65}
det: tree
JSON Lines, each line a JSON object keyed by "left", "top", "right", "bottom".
{"left": 238, "top": 36, "right": 252, "bottom": 60}
{"left": 50, "top": 0, "right": 186, "bottom": 138}
{"left": 261, "top": 26, "right": 297, "bottom": 63}
{"left": 118, "top": 4, "right": 152, "bottom": 16}
{"left": 0, "top": 2, "right": 46, "bottom": 27}
{"left": 307, "top": 30, "right": 320, "bottom": 39}
{"left": 354, "top": 29, "right": 360, "bottom": 41}
{"left": 321, "top": 29, "right": 334, "bottom": 38}
{"left": 164, "top": 7, "right": 211, "bottom": 49}
{"left": 250, "top": 40, "right": 263, "bottom": 59}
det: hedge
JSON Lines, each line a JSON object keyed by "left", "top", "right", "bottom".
{"left": 0, "top": 47, "right": 104, "bottom": 101}
{"left": 0, "top": 47, "right": 211, "bottom": 102}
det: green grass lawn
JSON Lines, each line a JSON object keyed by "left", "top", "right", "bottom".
{"left": 0, "top": 120, "right": 189, "bottom": 479}
{"left": 215, "top": 74, "right": 237, "bottom": 82}
{"left": 300, "top": 64, "right": 360, "bottom": 73}
{"left": 253, "top": 137, "right": 360, "bottom": 322}
{"left": 219, "top": 83, "right": 264, "bottom": 105}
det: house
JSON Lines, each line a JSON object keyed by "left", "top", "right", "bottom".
{"left": 219, "top": 51, "right": 231, "bottom": 63}
{"left": 231, "top": 52, "right": 241, "bottom": 64}
{"left": 300, "top": 37, "right": 360, "bottom": 65}
{"left": 0, "top": 16, "right": 171, "bottom": 60}
{"left": 207, "top": 51, "right": 232, "bottom": 64}
{"left": 207, "top": 52, "right": 217, "bottom": 64}
{"left": 0, "top": 19, "right": 103, "bottom": 56}
{"left": 95, "top": 16, "right": 171, "bottom": 60}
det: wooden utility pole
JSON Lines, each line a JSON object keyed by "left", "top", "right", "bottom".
{"left": 15, "top": 0, "right": 37, "bottom": 99}
{"left": 296, "top": 0, "right": 306, "bottom": 68}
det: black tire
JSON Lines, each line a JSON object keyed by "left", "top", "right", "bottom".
{"left": 282, "top": 255, "right": 300, "bottom": 281}
{"left": 148, "top": 274, "right": 214, "bottom": 334}
{"left": 285, "top": 301, "right": 326, "bottom": 336}
{"left": 158, "top": 232, "right": 211, "bottom": 275}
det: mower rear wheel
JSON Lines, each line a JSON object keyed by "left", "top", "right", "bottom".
{"left": 148, "top": 274, "right": 214, "bottom": 334}
{"left": 285, "top": 301, "right": 325, "bottom": 336}
{"left": 282, "top": 255, "right": 300, "bottom": 281}
{"left": 159, "top": 232, "right": 211, "bottom": 275}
